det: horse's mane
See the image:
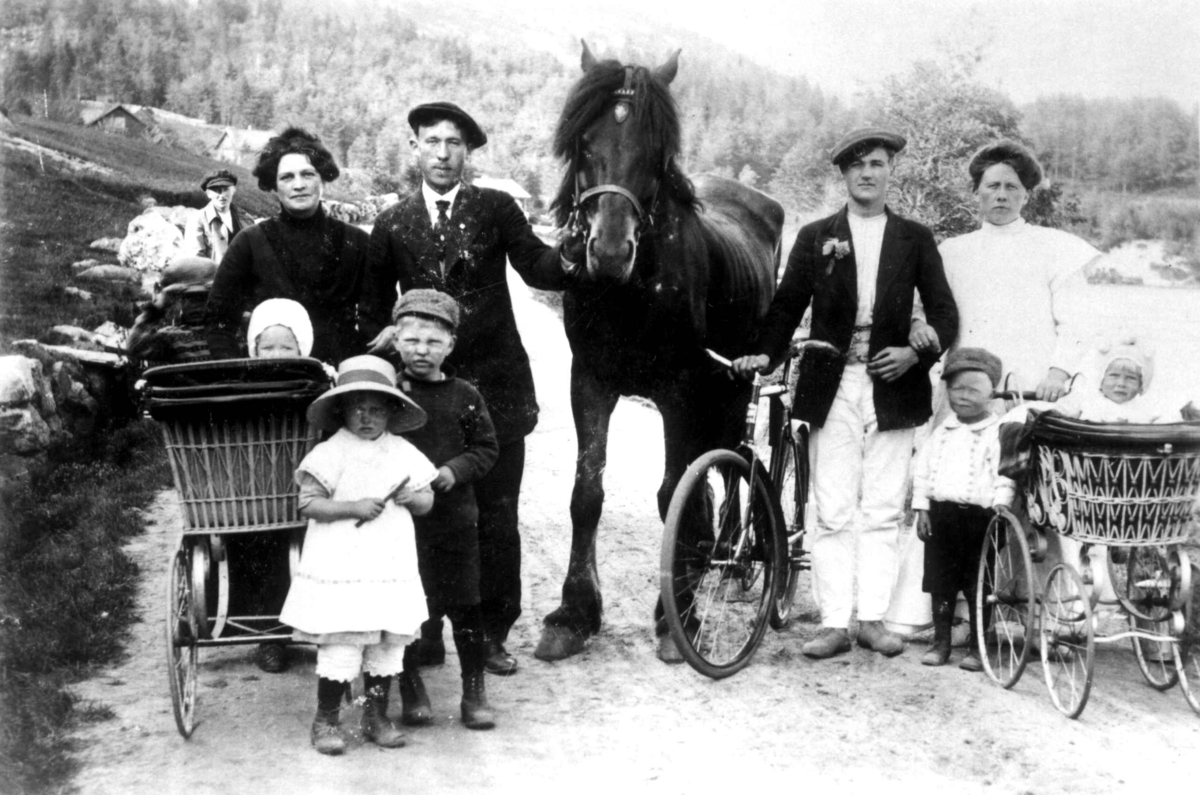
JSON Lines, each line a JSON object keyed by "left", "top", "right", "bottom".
{"left": 551, "top": 59, "right": 698, "bottom": 226}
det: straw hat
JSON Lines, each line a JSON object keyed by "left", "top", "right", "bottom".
{"left": 306, "top": 355, "right": 426, "bottom": 434}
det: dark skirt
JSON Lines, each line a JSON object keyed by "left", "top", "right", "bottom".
{"left": 922, "top": 500, "right": 992, "bottom": 595}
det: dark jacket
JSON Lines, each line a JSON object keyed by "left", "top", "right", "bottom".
{"left": 401, "top": 369, "right": 499, "bottom": 552}
{"left": 205, "top": 208, "right": 369, "bottom": 363}
{"left": 360, "top": 184, "right": 568, "bottom": 443}
{"left": 757, "top": 206, "right": 958, "bottom": 431}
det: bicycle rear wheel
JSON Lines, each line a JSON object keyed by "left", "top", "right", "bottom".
{"left": 976, "top": 507, "right": 1036, "bottom": 688}
{"left": 770, "top": 424, "right": 807, "bottom": 630}
{"left": 660, "top": 449, "right": 782, "bottom": 678}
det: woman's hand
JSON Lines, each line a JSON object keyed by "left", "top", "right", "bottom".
{"left": 915, "top": 510, "right": 931, "bottom": 542}
{"left": 1035, "top": 368, "right": 1071, "bottom": 402}
{"left": 867, "top": 346, "right": 918, "bottom": 382}
{"left": 432, "top": 466, "right": 457, "bottom": 493}
{"left": 731, "top": 354, "right": 770, "bottom": 379}
{"left": 908, "top": 320, "right": 941, "bottom": 355}
{"left": 366, "top": 325, "right": 398, "bottom": 355}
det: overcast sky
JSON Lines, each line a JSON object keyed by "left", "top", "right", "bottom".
{"left": 438, "top": 0, "right": 1200, "bottom": 107}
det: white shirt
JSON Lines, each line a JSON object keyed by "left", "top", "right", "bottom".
{"left": 847, "top": 211, "right": 887, "bottom": 326}
{"left": 938, "top": 218, "right": 1098, "bottom": 390}
{"left": 912, "top": 413, "right": 1015, "bottom": 510}
{"left": 421, "top": 180, "right": 461, "bottom": 226}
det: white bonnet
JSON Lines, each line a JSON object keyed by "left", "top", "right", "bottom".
{"left": 1095, "top": 334, "right": 1154, "bottom": 393}
{"left": 247, "top": 298, "right": 314, "bottom": 357}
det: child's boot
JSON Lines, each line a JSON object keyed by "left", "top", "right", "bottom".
{"left": 960, "top": 595, "right": 984, "bottom": 672}
{"left": 461, "top": 671, "right": 495, "bottom": 730}
{"left": 311, "top": 677, "right": 346, "bottom": 755}
{"left": 399, "top": 643, "right": 432, "bottom": 726}
{"left": 921, "top": 594, "right": 954, "bottom": 666}
{"left": 361, "top": 674, "right": 407, "bottom": 748}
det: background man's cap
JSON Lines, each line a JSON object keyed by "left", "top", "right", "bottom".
{"left": 200, "top": 169, "right": 238, "bottom": 191}
{"left": 392, "top": 288, "right": 460, "bottom": 331}
{"left": 830, "top": 127, "right": 907, "bottom": 167}
{"left": 942, "top": 347, "right": 1003, "bottom": 388}
{"left": 408, "top": 101, "right": 487, "bottom": 149}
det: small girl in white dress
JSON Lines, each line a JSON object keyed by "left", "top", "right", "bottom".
{"left": 281, "top": 355, "right": 437, "bottom": 755}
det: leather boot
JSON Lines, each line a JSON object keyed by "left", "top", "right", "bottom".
{"left": 311, "top": 678, "right": 345, "bottom": 755}
{"left": 460, "top": 671, "right": 496, "bottom": 730}
{"left": 361, "top": 675, "right": 407, "bottom": 748}
{"left": 921, "top": 594, "right": 954, "bottom": 667}
{"left": 399, "top": 670, "right": 432, "bottom": 726}
{"left": 960, "top": 595, "right": 983, "bottom": 672}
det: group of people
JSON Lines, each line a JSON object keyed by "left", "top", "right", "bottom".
{"left": 732, "top": 127, "right": 1186, "bottom": 670}
{"left": 141, "top": 101, "right": 1185, "bottom": 754}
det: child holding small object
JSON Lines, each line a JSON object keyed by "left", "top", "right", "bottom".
{"left": 247, "top": 298, "right": 313, "bottom": 359}
{"left": 913, "top": 348, "right": 1015, "bottom": 671}
{"left": 391, "top": 289, "right": 501, "bottom": 731}
{"left": 280, "top": 355, "right": 437, "bottom": 755}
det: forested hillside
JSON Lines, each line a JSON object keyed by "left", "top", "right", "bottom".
{"left": 1, "top": 0, "right": 1196, "bottom": 245}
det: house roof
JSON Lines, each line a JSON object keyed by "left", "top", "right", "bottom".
{"left": 215, "top": 127, "right": 276, "bottom": 152}
{"left": 473, "top": 176, "right": 531, "bottom": 200}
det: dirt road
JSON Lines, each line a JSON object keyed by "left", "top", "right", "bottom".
{"left": 70, "top": 274, "right": 1200, "bottom": 794}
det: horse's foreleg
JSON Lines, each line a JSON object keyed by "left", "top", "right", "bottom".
{"left": 535, "top": 363, "right": 617, "bottom": 661}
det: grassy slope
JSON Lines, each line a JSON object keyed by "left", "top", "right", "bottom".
{"left": 0, "top": 121, "right": 189, "bottom": 794}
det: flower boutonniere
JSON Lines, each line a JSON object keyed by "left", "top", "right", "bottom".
{"left": 820, "top": 238, "right": 852, "bottom": 274}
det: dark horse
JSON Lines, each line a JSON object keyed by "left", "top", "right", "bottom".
{"left": 534, "top": 42, "right": 785, "bottom": 661}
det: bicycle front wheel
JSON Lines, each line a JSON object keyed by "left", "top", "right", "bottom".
{"left": 770, "top": 424, "right": 808, "bottom": 630}
{"left": 660, "top": 449, "right": 782, "bottom": 678}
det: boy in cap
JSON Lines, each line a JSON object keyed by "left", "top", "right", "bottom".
{"left": 912, "top": 347, "right": 1014, "bottom": 671}
{"left": 184, "top": 169, "right": 250, "bottom": 263}
{"left": 392, "top": 289, "right": 501, "bottom": 730}
{"left": 126, "top": 256, "right": 218, "bottom": 364}
{"left": 733, "top": 127, "right": 958, "bottom": 659}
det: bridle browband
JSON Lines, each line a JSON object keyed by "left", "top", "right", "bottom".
{"left": 567, "top": 65, "right": 662, "bottom": 241}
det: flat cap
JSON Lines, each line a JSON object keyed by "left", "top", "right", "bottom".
{"left": 942, "top": 347, "right": 1003, "bottom": 388}
{"left": 830, "top": 126, "right": 907, "bottom": 167}
{"left": 408, "top": 101, "right": 487, "bottom": 149}
{"left": 200, "top": 169, "right": 238, "bottom": 191}
{"left": 392, "top": 288, "right": 461, "bottom": 331}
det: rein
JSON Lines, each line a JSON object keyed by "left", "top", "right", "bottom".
{"left": 567, "top": 66, "right": 662, "bottom": 241}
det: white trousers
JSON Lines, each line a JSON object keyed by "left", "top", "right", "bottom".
{"left": 315, "top": 640, "right": 407, "bottom": 683}
{"left": 809, "top": 364, "right": 915, "bottom": 628}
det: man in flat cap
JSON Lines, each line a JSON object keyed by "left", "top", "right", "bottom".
{"left": 184, "top": 169, "right": 250, "bottom": 263}
{"left": 361, "top": 101, "right": 580, "bottom": 677}
{"left": 734, "top": 127, "right": 958, "bottom": 660}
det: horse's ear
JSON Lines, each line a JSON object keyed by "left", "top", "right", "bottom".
{"left": 581, "top": 39, "right": 598, "bottom": 73}
{"left": 652, "top": 49, "right": 681, "bottom": 85}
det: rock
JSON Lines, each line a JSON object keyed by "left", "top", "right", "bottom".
{"left": 92, "top": 321, "right": 127, "bottom": 349}
{"left": 0, "top": 406, "right": 51, "bottom": 454}
{"left": 118, "top": 211, "right": 183, "bottom": 272}
{"left": 90, "top": 236, "right": 124, "bottom": 253}
{"left": 72, "top": 258, "right": 106, "bottom": 274}
{"left": 44, "top": 325, "right": 101, "bottom": 347}
{"left": 77, "top": 265, "right": 141, "bottom": 283}
{"left": 0, "top": 355, "right": 39, "bottom": 406}
{"left": 63, "top": 286, "right": 93, "bottom": 301}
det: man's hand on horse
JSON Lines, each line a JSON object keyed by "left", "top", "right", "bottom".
{"left": 731, "top": 354, "right": 771, "bottom": 379}
{"left": 560, "top": 229, "right": 587, "bottom": 276}
{"left": 366, "top": 325, "right": 399, "bottom": 355}
{"left": 867, "top": 346, "right": 918, "bottom": 382}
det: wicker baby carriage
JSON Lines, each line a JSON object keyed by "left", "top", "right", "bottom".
{"left": 143, "top": 357, "right": 330, "bottom": 738}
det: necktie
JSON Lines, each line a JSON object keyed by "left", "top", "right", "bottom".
{"left": 435, "top": 200, "right": 451, "bottom": 274}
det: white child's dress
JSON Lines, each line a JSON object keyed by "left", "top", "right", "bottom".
{"left": 280, "top": 428, "right": 437, "bottom": 645}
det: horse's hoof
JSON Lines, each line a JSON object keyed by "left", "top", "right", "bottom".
{"left": 657, "top": 634, "right": 685, "bottom": 664}
{"left": 534, "top": 625, "right": 587, "bottom": 661}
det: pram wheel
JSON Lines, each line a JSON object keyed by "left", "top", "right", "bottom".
{"left": 977, "top": 507, "right": 1036, "bottom": 688}
{"left": 166, "top": 540, "right": 199, "bottom": 738}
{"left": 1040, "top": 564, "right": 1095, "bottom": 719}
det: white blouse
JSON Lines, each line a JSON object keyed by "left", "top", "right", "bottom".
{"left": 912, "top": 413, "right": 1015, "bottom": 510}
{"left": 938, "top": 218, "right": 1099, "bottom": 390}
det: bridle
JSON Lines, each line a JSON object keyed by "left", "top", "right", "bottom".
{"left": 566, "top": 65, "right": 662, "bottom": 243}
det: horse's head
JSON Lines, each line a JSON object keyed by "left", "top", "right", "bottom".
{"left": 553, "top": 41, "right": 683, "bottom": 283}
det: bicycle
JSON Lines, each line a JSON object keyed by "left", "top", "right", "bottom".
{"left": 659, "top": 340, "right": 825, "bottom": 678}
